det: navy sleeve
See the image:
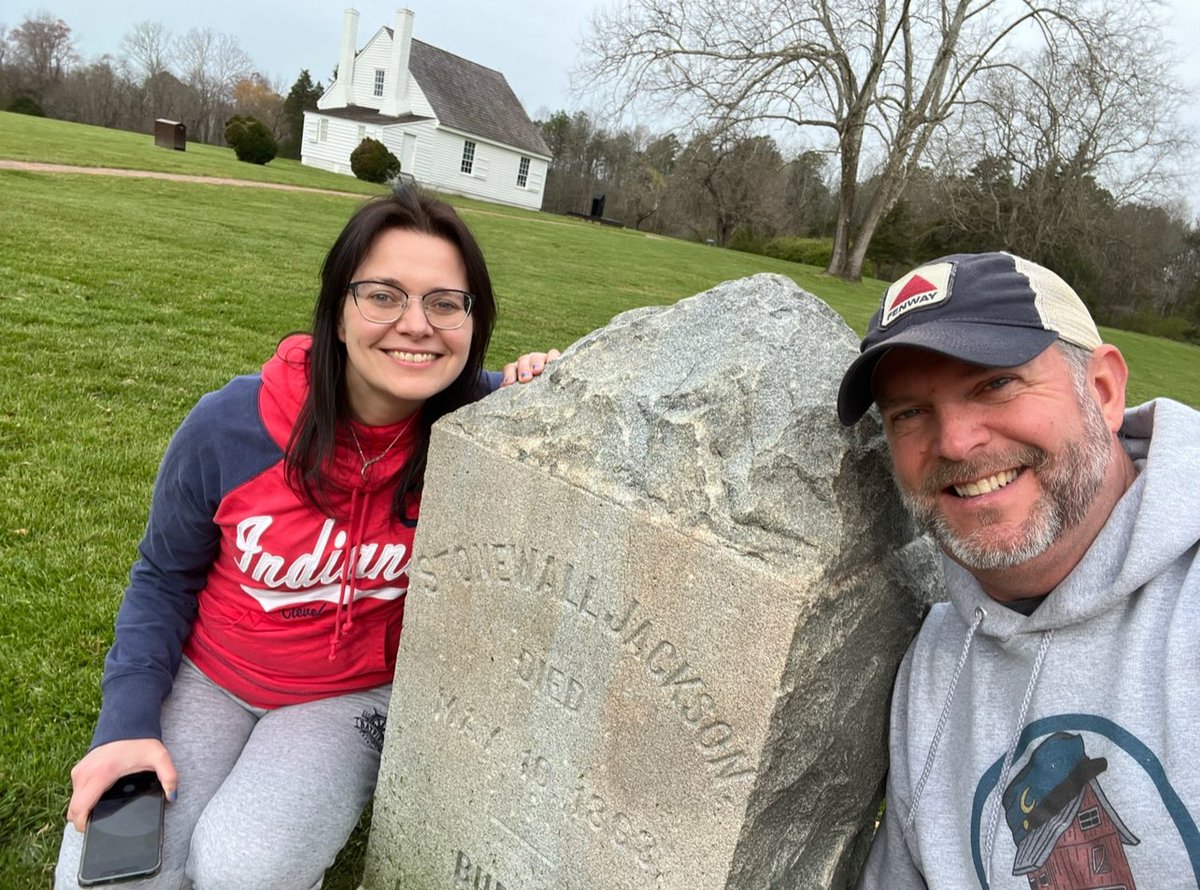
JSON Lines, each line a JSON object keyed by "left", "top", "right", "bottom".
{"left": 478, "top": 369, "right": 503, "bottom": 393}
{"left": 91, "top": 375, "right": 280, "bottom": 747}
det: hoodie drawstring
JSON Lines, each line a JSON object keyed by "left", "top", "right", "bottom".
{"left": 904, "top": 604, "right": 987, "bottom": 838}
{"left": 981, "top": 627, "right": 1054, "bottom": 881}
{"left": 329, "top": 484, "right": 372, "bottom": 661}
{"left": 902, "top": 603, "right": 1056, "bottom": 881}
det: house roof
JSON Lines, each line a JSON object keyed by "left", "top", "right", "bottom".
{"left": 319, "top": 105, "right": 433, "bottom": 126}
{"left": 398, "top": 35, "right": 551, "bottom": 158}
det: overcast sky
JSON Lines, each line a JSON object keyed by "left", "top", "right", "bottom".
{"left": 11, "top": 0, "right": 1200, "bottom": 214}
{"left": 14, "top": 1, "right": 602, "bottom": 119}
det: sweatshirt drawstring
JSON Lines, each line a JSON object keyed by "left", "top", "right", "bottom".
{"left": 904, "top": 604, "right": 986, "bottom": 838}
{"left": 981, "top": 627, "right": 1054, "bottom": 882}
{"left": 329, "top": 484, "right": 372, "bottom": 661}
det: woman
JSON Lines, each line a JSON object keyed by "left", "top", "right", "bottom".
{"left": 55, "top": 189, "right": 556, "bottom": 889}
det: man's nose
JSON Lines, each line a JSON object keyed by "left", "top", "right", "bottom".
{"left": 932, "top": 406, "right": 989, "bottom": 461}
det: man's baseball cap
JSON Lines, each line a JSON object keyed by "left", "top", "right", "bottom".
{"left": 837, "top": 251, "right": 1101, "bottom": 425}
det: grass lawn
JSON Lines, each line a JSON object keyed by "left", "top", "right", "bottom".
{"left": 2, "top": 115, "right": 1198, "bottom": 888}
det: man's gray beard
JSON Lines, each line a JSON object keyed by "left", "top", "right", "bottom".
{"left": 896, "top": 396, "right": 1113, "bottom": 571}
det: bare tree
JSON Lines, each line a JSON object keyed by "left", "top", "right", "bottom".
{"left": 174, "top": 27, "right": 251, "bottom": 143}
{"left": 0, "top": 25, "right": 11, "bottom": 103}
{"left": 670, "top": 130, "right": 786, "bottom": 245}
{"left": 120, "top": 20, "right": 171, "bottom": 84}
{"left": 923, "top": 26, "right": 1189, "bottom": 279}
{"left": 578, "top": 0, "right": 1186, "bottom": 280}
{"left": 8, "top": 12, "right": 77, "bottom": 105}
{"left": 120, "top": 20, "right": 173, "bottom": 121}
{"left": 57, "top": 55, "right": 138, "bottom": 128}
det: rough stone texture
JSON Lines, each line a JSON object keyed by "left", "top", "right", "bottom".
{"left": 363, "top": 274, "right": 943, "bottom": 890}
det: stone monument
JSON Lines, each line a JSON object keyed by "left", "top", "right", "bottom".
{"left": 362, "top": 274, "right": 941, "bottom": 889}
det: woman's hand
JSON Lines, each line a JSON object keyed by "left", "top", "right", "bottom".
{"left": 66, "top": 739, "right": 178, "bottom": 831}
{"left": 500, "top": 349, "right": 561, "bottom": 387}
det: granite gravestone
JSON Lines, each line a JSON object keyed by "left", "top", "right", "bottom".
{"left": 362, "top": 274, "right": 941, "bottom": 890}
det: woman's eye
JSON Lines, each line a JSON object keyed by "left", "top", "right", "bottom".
{"left": 426, "top": 294, "right": 464, "bottom": 314}
{"left": 368, "top": 290, "right": 401, "bottom": 305}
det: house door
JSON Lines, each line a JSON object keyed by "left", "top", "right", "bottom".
{"left": 401, "top": 133, "right": 417, "bottom": 175}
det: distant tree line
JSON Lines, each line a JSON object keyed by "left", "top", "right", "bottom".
{"left": 537, "top": 109, "right": 1200, "bottom": 343}
{"left": 0, "top": 13, "right": 322, "bottom": 158}
{"left": 2, "top": 9, "right": 1196, "bottom": 341}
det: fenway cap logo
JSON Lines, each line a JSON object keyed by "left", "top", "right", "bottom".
{"left": 881, "top": 262, "right": 954, "bottom": 326}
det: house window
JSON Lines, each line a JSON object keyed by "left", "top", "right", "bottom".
{"left": 357, "top": 125, "right": 366, "bottom": 142}
{"left": 517, "top": 156, "right": 530, "bottom": 187}
{"left": 1077, "top": 807, "right": 1101, "bottom": 831}
{"left": 374, "top": 68, "right": 385, "bottom": 97}
{"left": 318, "top": 119, "right": 328, "bottom": 143}
{"left": 1090, "top": 844, "right": 1111, "bottom": 874}
{"left": 461, "top": 140, "right": 476, "bottom": 174}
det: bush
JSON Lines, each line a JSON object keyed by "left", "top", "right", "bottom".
{"left": 224, "top": 115, "right": 278, "bottom": 165}
{"left": 726, "top": 227, "right": 766, "bottom": 255}
{"left": 8, "top": 96, "right": 45, "bottom": 117}
{"left": 351, "top": 137, "right": 402, "bottom": 184}
{"left": 761, "top": 236, "right": 833, "bottom": 268}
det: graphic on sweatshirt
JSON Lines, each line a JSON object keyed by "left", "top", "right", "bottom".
{"left": 1001, "top": 732, "right": 1139, "bottom": 889}
{"left": 970, "top": 715, "right": 1200, "bottom": 889}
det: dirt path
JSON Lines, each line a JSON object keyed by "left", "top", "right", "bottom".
{"left": 0, "top": 159, "right": 600, "bottom": 230}
{"left": 0, "top": 159, "right": 363, "bottom": 197}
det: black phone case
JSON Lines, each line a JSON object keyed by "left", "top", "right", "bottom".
{"left": 77, "top": 772, "right": 164, "bottom": 886}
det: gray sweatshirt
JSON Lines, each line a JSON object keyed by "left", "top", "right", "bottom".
{"left": 857, "top": 398, "right": 1200, "bottom": 889}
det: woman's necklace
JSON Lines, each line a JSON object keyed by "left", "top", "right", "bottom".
{"left": 348, "top": 415, "right": 416, "bottom": 481}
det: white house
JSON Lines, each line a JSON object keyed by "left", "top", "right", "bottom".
{"left": 302, "top": 8, "right": 551, "bottom": 211}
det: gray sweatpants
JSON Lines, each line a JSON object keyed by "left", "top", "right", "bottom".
{"left": 55, "top": 659, "right": 391, "bottom": 890}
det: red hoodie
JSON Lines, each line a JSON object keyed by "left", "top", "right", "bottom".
{"left": 93, "top": 335, "right": 459, "bottom": 746}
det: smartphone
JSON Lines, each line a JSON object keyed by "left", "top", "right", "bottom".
{"left": 77, "top": 771, "right": 165, "bottom": 886}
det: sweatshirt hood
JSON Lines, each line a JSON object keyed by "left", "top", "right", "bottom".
{"left": 260, "top": 333, "right": 315, "bottom": 453}
{"left": 258, "top": 333, "right": 421, "bottom": 658}
{"left": 258, "top": 334, "right": 420, "bottom": 494}
{"left": 944, "top": 398, "right": 1200, "bottom": 642}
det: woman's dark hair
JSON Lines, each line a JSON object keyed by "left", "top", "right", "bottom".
{"left": 285, "top": 187, "right": 496, "bottom": 520}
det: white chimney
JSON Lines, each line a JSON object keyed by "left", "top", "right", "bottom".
{"left": 380, "top": 9, "right": 414, "bottom": 117}
{"left": 322, "top": 8, "right": 360, "bottom": 109}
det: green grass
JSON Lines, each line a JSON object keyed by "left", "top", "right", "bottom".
{"left": 1, "top": 114, "right": 1198, "bottom": 889}
{"left": 0, "top": 110, "right": 388, "bottom": 194}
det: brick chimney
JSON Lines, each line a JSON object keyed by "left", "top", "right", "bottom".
{"left": 321, "top": 8, "right": 359, "bottom": 109}
{"left": 380, "top": 9, "right": 414, "bottom": 117}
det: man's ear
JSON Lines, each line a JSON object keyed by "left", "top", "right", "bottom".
{"left": 1088, "top": 344, "right": 1129, "bottom": 432}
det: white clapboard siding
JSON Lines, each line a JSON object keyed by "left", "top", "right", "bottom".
{"left": 304, "top": 114, "right": 547, "bottom": 210}
{"left": 301, "top": 115, "right": 370, "bottom": 176}
{"left": 302, "top": 17, "right": 549, "bottom": 210}
{"left": 350, "top": 30, "right": 394, "bottom": 109}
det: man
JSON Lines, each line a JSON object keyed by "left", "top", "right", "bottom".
{"left": 837, "top": 252, "right": 1200, "bottom": 888}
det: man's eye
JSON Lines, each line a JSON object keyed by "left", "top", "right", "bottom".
{"left": 890, "top": 407, "right": 923, "bottom": 423}
{"left": 983, "top": 376, "right": 1014, "bottom": 391}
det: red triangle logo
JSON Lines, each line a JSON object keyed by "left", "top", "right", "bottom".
{"left": 890, "top": 274, "right": 939, "bottom": 311}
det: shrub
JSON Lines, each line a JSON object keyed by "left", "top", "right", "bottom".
{"left": 351, "top": 137, "right": 401, "bottom": 184}
{"left": 224, "top": 115, "right": 278, "bottom": 165}
{"left": 8, "top": 96, "right": 45, "bottom": 117}
{"left": 726, "top": 227, "right": 766, "bottom": 255}
{"left": 761, "top": 236, "right": 833, "bottom": 268}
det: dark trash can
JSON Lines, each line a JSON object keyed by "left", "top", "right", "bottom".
{"left": 154, "top": 119, "right": 187, "bottom": 151}
{"left": 590, "top": 194, "right": 606, "bottom": 219}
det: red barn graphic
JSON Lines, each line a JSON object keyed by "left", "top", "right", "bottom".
{"left": 1003, "top": 733, "right": 1139, "bottom": 890}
